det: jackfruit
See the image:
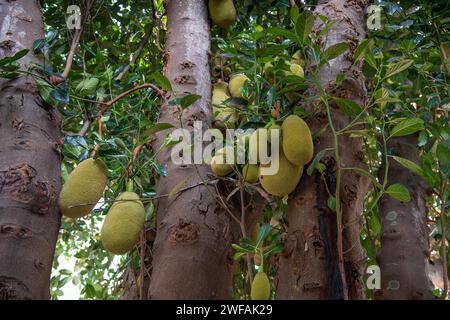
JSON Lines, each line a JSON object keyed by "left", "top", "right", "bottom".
{"left": 251, "top": 271, "right": 271, "bottom": 300}
{"left": 259, "top": 151, "right": 303, "bottom": 197}
{"left": 208, "top": 0, "right": 236, "bottom": 28}
{"left": 101, "top": 192, "right": 145, "bottom": 255}
{"left": 242, "top": 164, "right": 259, "bottom": 183}
{"left": 229, "top": 73, "right": 250, "bottom": 98}
{"left": 59, "top": 158, "right": 108, "bottom": 219}
{"left": 211, "top": 147, "right": 235, "bottom": 176}
{"left": 212, "top": 81, "right": 237, "bottom": 129}
{"left": 281, "top": 115, "right": 314, "bottom": 166}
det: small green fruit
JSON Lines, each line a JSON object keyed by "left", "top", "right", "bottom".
{"left": 251, "top": 272, "right": 271, "bottom": 300}
{"left": 281, "top": 115, "right": 314, "bottom": 166}
{"left": 242, "top": 164, "right": 259, "bottom": 183}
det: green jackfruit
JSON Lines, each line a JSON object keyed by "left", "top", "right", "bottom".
{"left": 211, "top": 147, "right": 235, "bottom": 176}
{"left": 242, "top": 164, "right": 259, "bottom": 183}
{"left": 101, "top": 192, "right": 145, "bottom": 255}
{"left": 251, "top": 272, "right": 271, "bottom": 300}
{"left": 59, "top": 158, "right": 108, "bottom": 219}
{"left": 208, "top": 0, "right": 236, "bottom": 28}
{"left": 212, "top": 82, "right": 237, "bottom": 128}
{"left": 229, "top": 73, "right": 250, "bottom": 98}
{"left": 259, "top": 151, "right": 303, "bottom": 197}
{"left": 281, "top": 115, "right": 314, "bottom": 166}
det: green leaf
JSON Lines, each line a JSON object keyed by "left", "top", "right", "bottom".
{"left": 306, "top": 148, "right": 333, "bottom": 176}
{"left": 142, "top": 123, "right": 174, "bottom": 138}
{"left": 333, "top": 97, "right": 362, "bottom": 117}
{"left": 391, "top": 156, "right": 426, "bottom": 179}
{"left": 386, "top": 183, "right": 411, "bottom": 202}
{"left": 385, "top": 59, "right": 413, "bottom": 78}
{"left": 389, "top": 118, "right": 424, "bottom": 138}
{"left": 437, "top": 144, "right": 450, "bottom": 166}
{"left": 255, "top": 223, "right": 271, "bottom": 248}
{"left": 290, "top": 5, "right": 299, "bottom": 23}
{"left": 353, "top": 39, "right": 370, "bottom": 63}
{"left": 295, "top": 11, "right": 314, "bottom": 45}
{"left": 0, "top": 49, "right": 29, "bottom": 66}
{"left": 180, "top": 94, "right": 201, "bottom": 109}
{"left": 322, "top": 42, "right": 349, "bottom": 62}
{"left": 151, "top": 72, "right": 172, "bottom": 92}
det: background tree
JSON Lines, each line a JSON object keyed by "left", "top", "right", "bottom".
{"left": 0, "top": 0, "right": 61, "bottom": 299}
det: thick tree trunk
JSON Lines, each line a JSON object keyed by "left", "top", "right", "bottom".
{"left": 148, "top": 0, "right": 235, "bottom": 299}
{"left": 277, "top": 0, "right": 369, "bottom": 299}
{"left": 0, "top": 0, "right": 61, "bottom": 300}
{"left": 375, "top": 135, "right": 434, "bottom": 299}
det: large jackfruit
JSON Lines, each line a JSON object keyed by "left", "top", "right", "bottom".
{"left": 59, "top": 158, "right": 108, "bottom": 218}
{"left": 101, "top": 192, "right": 145, "bottom": 255}
{"left": 251, "top": 271, "right": 271, "bottom": 300}
{"left": 229, "top": 73, "right": 250, "bottom": 98}
{"left": 208, "top": 0, "right": 236, "bottom": 28}
{"left": 259, "top": 151, "right": 303, "bottom": 197}
{"left": 281, "top": 115, "right": 313, "bottom": 166}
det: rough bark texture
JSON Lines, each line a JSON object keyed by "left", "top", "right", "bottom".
{"left": 148, "top": 0, "right": 235, "bottom": 299}
{"left": 0, "top": 0, "right": 62, "bottom": 300}
{"left": 277, "top": 0, "right": 370, "bottom": 299}
{"left": 375, "top": 135, "right": 434, "bottom": 299}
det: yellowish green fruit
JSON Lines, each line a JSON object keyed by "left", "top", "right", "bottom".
{"left": 229, "top": 73, "right": 250, "bottom": 98}
{"left": 289, "top": 63, "right": 304, "bottom": 77}
{"left": 281, "top": 115, "right": 314, "bottom": 166}
{"left": 251, "top": 272, "right": 271, "bottom": 300}
{"left": 59, "top": 158, "right": 108, "bottom": 219}
{"left": 208, "top": 0, "right": 236, "bottom": 28}
{"left": 259, "top": 151, "right": 303, "bottom": 197}
{"left": 211, "top": 147, "right": 235, "bottom": 176}
{"left": 242, "top": 164, "right": 259, "bottom": 183}
{"left": 101, "top": 192, "right": 145, "bottom": 255}
{"left": 212, "top": 81, "right": 237, "bottom": 128}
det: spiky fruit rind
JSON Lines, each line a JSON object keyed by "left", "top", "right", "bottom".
{"left": 208, "top": 0, "right": 236, "bottom": 28}
{"left": 101, "top": 192, "right": 145, "bottom": 255}
{"left": 281, "top": 115, "right": 313, "bottom": 166}
{"left": 59, "top": 158, "right": 108, "bottom": 218}
{"left": 251, "top": 272, "right": 271, "bottom": 300}
{"left": 259, "top": 151, "right": 303, "bottom": 196}
{"left": 229, "top": 73, "right": 250, "bottom": 98}
{"left": 243, "top": 164, "right": 259, "bottom": 183}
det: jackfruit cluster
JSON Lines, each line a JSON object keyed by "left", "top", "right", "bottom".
{"left": 101, "top": 192, "right": 145, "bottom": 255}
{"left": 59, "top": 158, "right": 108, "bottom": 219}
{"left": 251, "top": 271, "right": 271, "bottom": 300}
{"left": 208, "top": 0, "right": 236, "bottom": 28}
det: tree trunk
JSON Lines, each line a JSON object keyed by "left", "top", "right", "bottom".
{"left": 0, "top": 0, "right": 61, "bottom": 300}
{"left": 148, "top": 0, "right": 235, "bottom": 299}
{"left": 375, "top": 135, "right": 434, "bottom": 299}
{"left": 277, "top": 0, "right": 369, "bottom": 299}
